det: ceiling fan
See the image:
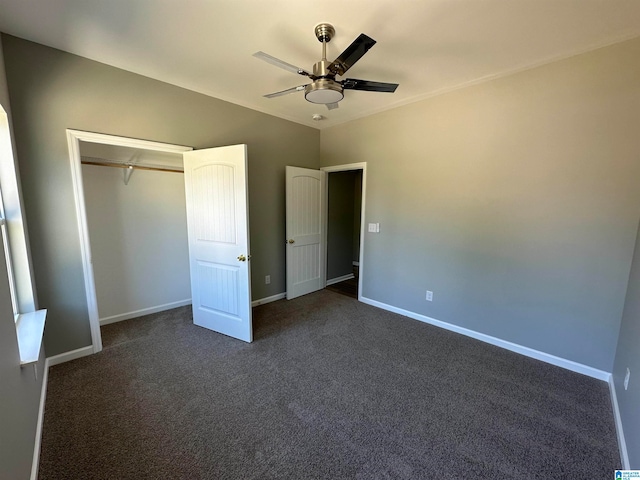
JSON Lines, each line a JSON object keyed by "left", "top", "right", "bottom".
{"left": 253, "top": 23, "right": 399, "bottom": 110}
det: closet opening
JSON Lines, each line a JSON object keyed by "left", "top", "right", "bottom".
{"left": 80, "top": 141, "right": 191, "bottom": 338}
{"left": 68, "top": 130, "right": 193, "bottom": 353}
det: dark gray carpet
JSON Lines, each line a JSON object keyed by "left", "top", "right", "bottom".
{"left": 39, "top": 290, "right": 619, "bottom": 479}
{"left": 326, "top": 277, "right": 358, "bottom": 298}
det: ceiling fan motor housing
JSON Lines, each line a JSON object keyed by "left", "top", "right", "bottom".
{"left": 305, "top": 78, "right": 343, "bottom": 104}
{"left": 305, "top": 58, "right": 344, "bottom": 104}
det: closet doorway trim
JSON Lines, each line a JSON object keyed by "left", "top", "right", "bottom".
{"left": 67, "top": 129, "right": 193, "bottom": 354}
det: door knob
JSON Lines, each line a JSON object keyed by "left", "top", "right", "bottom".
{"left": 237, "top": 254, "right": 246, "bottom": 262}
{"left": 288, "top": 239, "right": 295, "bottom": 244}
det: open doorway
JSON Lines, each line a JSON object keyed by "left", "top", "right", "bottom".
{"left": 325, "top": 170, "right": 362, "bottom": 298}
{"left": 321, "top": 163, "right": 366, "bottom": 300}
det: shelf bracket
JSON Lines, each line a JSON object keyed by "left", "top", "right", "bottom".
{"left": 123, "top": 165, "right": 134, "bottom": 185}
{"left": 123, "top": 152, "right": 141, "bottom": 185}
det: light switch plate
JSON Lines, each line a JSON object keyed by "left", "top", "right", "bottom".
{"left": 368, "top": 223, "right": 380, "bottom": 233}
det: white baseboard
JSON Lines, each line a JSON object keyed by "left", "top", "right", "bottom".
{"left": 609, "top": 375, "right": 630, "bottom": 469}
{"left": 326, "top": 273, "right": 355, "bottom": 286}
{"left": 30, "top": 358, "right": 49, "bottom": 480}
{"left": 252, "top": 293, "right": 286, "bottom": 307}
{"left": 46, "top": 345, "right": 94, "bottom": 367}
{"left": 33, "top": 348, "right": 93, "bottom": 478}
{"left": 359, "top": 296, "right": 611, "bottom": 381}
{"left": 99, "top": 299, "right": 192, "bottom": 326}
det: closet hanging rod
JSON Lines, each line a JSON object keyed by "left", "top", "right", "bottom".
{"left": 81, "top": 159, "right": 183, "bottom": 174}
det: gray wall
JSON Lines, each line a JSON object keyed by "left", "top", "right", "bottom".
{"left": 321, "top": 37, "right": 640, "bottom": 372}
{"left": 2, "top": 34, "right": 319, "bottom": 357}
{"left": 0, "top": 35, "right": 44, "bottom": 480}
{"left": 82, "top": 164, "right": 190, "bottom": 320}
{"left": 327, "top": 171, "right": 357, "bottom": 280}
{"left": 613, "top": 219, "right": 640, "bottom": 468}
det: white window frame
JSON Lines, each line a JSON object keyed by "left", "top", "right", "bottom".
{"left": 0, "top": 189, "right": 19, "bottom": 318}
{"left": 0, "top": 103, "right": 45, "bottom": 366}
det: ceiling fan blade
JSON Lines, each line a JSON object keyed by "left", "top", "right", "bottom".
{"left": 253, "top": 51, "right": 312, "bottom": 77}
{"left": 342, "top": 78, "right": 398, "bottom": 93}
{"left": 326, "top": 102, "right": 339, "bottom": 111}
{"left": 263, "top": 84, "right": 307, "bottom": 98}
{"left": 328, "top": 34, "right": 376, "bottom": 76}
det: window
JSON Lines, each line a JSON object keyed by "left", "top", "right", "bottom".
{"left": 0, "top": 105, "right": 46, "bottom": 365}
{"left": 0, "top": 186, "right": 19, "bottom": 317}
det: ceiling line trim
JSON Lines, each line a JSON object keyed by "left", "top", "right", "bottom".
{"left": 324, "top": 29, "right": 640, "bottom": 129}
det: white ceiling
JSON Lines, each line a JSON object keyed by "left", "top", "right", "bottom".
{"left": 1, "top": 0, "right": 639, "bottom": 130}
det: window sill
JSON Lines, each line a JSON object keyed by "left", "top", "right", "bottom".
{"left": 16, "top": 309, "right": 47, "bottom": 365}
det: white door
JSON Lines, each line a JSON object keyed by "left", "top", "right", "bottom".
{"left": 286, "top": 166, "right": 326, "bottom": 300}
{"left": 183, "top": 145, "right": 252, "bottom": 342}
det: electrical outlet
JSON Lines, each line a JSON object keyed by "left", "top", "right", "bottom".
{"left": 426, "top": 290, "right": 433, "bottom": 301}
{"left": 624, "top": 368, "right": 631, "bottom": 390}
{"left": 265, "top": 275, "right": 271, "bottom": 285}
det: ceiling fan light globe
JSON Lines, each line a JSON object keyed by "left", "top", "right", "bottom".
{"left": 304, "top": 80, "right": 344, "bottom": 104}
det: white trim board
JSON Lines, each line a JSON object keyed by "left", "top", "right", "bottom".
{"left": 360, "top": 296, "right": 611, "bottom": 381}
{"left": 46, "top": 345, "right": 94, "bottom": 367}
{"left": 326, "top": 273, "right": 355, "bottom": 286}
{"left": 99, "top": 299, "right": 192, "bottom": 326}
{"left": 32, "top": 350, "right": 95, "bottom": 479}
{"left": 30, "top": 359, "right": 49, "bottom": 480}
{"left": 609, "top": 376, "right": 630, "bottom": 469}
{"left": 252, "top": 293, "right": 286, "bottom": 307}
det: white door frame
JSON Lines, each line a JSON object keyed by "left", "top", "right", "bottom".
{"left": 67, "top": 129, "right": 192, "bottom": 354}
{"left": 320, "top": 162, "right": 367, "bottom": 301}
